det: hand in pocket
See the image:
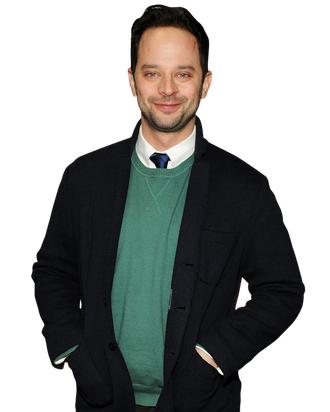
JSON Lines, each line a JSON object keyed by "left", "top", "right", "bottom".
{"left": 173, "top": 350, "right": 221, "bottom": 412}
{"left": 68, "top": 341, "right": 113, "bottom": 407}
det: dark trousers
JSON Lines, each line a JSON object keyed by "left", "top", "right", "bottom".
{"left": 135, "top": 405, "right": 156, "bottom": 412}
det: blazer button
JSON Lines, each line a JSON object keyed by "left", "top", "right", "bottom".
{"left": 103, "top": 297, "right": 107, "bottom": 307}
{"left": 108, "top": 342, "right": 116, "bottom": 351}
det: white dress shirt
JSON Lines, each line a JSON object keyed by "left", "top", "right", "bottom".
{"left": 135, "top": 125, "right": 196, "bottom": 168}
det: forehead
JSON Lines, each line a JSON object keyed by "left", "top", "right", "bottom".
{"left": 137, "top": 27, "right": 201, "bottom": 68}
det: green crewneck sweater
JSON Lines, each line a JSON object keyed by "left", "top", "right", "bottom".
{"left": 111, "top": 150, "right": 194, "bottom": 406}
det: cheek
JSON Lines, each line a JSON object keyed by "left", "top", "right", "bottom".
{"left": 181, "top": 82, "right": 201, "bottom": 101}
{"left": 136, "top": 83, "right": 156, "bottom": 99}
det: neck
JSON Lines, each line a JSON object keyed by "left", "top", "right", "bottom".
{"left": 141, "top": 116, "right": 195, "bottom": 151}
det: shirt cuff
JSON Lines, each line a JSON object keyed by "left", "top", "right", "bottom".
{"left": 54, "top": 345, "right": 79, "bottom": 365}
{"left": 195, "top": 343, "right": 223, "bottom": 375}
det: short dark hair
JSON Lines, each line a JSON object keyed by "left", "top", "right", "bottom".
{"left": 131, "top": 5, "right": 209, "bottom": 79}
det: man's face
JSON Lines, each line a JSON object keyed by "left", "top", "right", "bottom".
{"left": 128, "top": 27, "right": 211, "bottom": 135}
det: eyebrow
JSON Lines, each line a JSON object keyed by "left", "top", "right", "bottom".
{"left": 140, "top": 64, "right": 196, "bottom": 72}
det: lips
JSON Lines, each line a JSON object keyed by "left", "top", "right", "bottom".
{"left": 153, "top": 102, "right": 181, "bottom": 113}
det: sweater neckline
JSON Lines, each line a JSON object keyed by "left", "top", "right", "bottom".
{"left": 131, "top": 149, "right": 194, "bottom": 178}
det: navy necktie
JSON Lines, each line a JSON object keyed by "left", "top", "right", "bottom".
{"left": 150, "top": 152, "right": 170, "bottom": 169}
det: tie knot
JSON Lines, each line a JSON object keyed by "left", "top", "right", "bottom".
{"left": 150, "top": 152, "right": 170, "bottom": 169}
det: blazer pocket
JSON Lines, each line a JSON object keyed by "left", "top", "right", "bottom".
{"left": 174, "top": 350, "right": 221, "bottom": 412}
{"left": 68, "top": 340, "right": 113, "bottom": 407}
{"left": 198, "top": 231, "right": 238, "bottom": 285}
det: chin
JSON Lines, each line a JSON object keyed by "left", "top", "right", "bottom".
{"left": 143, "top": 112, "right": 195, "bottom": 134}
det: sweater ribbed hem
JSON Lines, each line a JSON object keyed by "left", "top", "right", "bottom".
{"left": 133, "top": 383, "right": 162, "bottom": 407}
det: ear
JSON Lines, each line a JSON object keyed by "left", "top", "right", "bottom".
{"left": 128, "top": 68, "right": 137, "bottom": 97}
{"left": 201, "top": 71, "right": 212, "bottom": 99}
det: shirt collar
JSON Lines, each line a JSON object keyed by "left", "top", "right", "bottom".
{"left": 135, "top": 125, "right": 196, "bottom": 169}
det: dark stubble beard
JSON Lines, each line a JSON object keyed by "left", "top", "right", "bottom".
{"left": 139, "top": 86, "right": 203, "bottom": 134}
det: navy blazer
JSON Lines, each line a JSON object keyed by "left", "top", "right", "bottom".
{"left": 32, "top": 117, "right": 304, "bottom": 412}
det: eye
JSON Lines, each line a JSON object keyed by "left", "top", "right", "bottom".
{"left": 146, "top": 72, "right": 158, "bottom": 78}
{"left": 178, "top": 73, "right": 190, "bottom": 78}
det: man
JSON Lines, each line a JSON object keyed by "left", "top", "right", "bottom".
{"left": 32, "top": 5, "right": 304, "bottom": 412}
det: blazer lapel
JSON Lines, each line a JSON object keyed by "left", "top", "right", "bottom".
{"left": 163, "top": 117, "right": 210, "bottom": 381}
{"left": 103, "top": 122, "right": 140, "bottom": 319}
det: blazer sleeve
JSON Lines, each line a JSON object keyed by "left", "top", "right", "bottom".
{"left": 198, "top": 177, "right": 304, "bottom": 378}
{"left": 32, "top": 166, "right": 84, "bottom": 368}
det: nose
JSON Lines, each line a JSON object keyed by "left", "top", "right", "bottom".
{"left": 158, "top": 75, "right": 178, "bottom": 96}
